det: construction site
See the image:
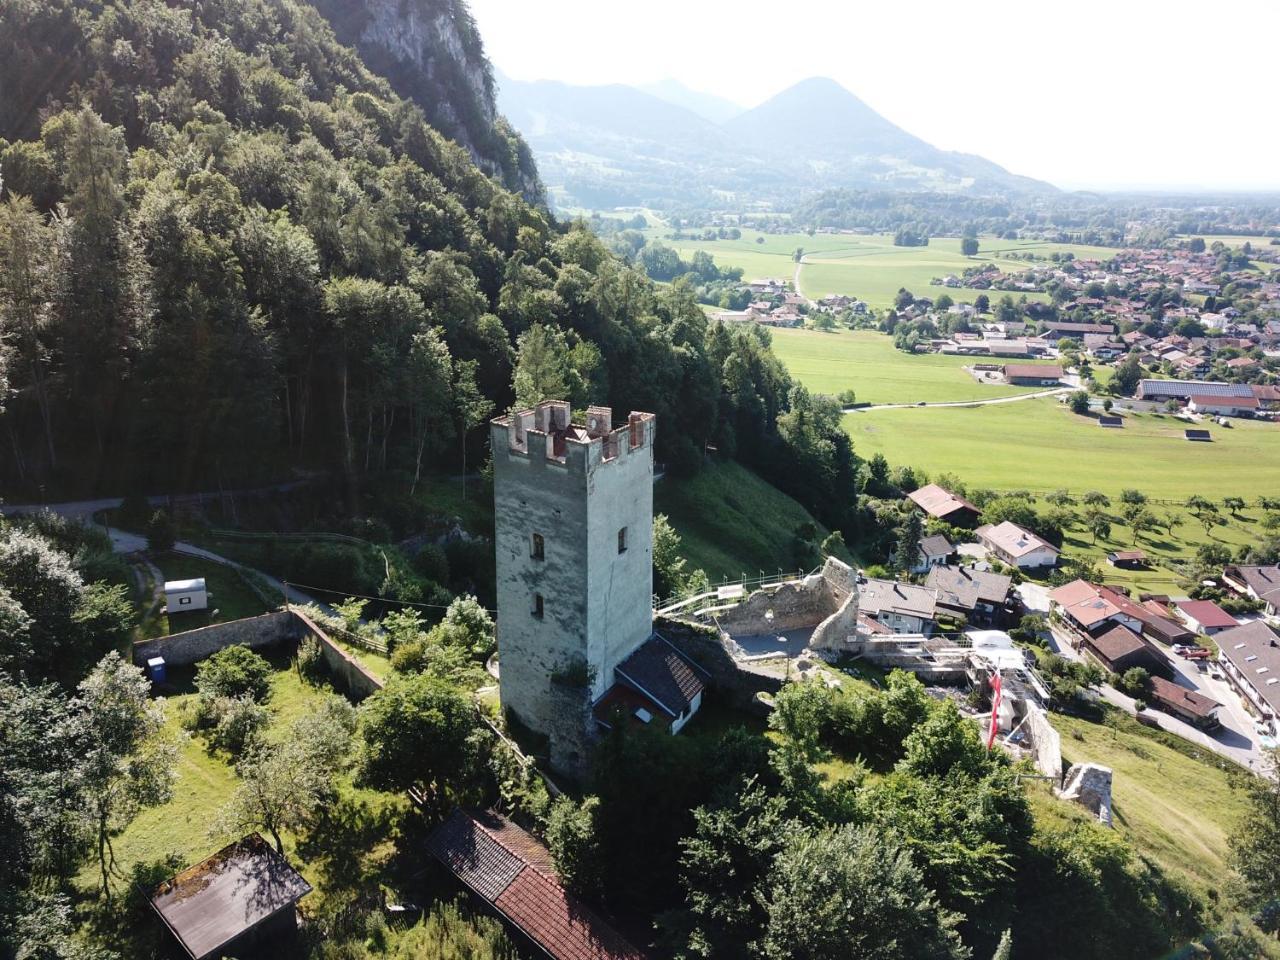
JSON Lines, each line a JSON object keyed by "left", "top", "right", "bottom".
{"left": 659, "top": 557, "right": 1113, "bottom": 824}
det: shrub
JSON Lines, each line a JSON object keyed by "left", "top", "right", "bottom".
{"left": 208, "top": 694, "right": 271, "bottom": 756}
{"left": 195, "top": 645, "right": 272, "bottom": 702}
{"left": 296, "top": 635, "right": 326, "bottom": 683}
{"left": 145, "top": 510, "right": 177, "bottom": 553}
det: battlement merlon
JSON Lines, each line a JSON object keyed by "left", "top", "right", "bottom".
{"left": 490, "top": 402, "right": 656, "bottom": 472}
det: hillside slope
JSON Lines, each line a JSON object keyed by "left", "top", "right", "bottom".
{"left": 497, "top": 73, "right": 1055, "bottom": 209}
{"left": 308, "top": 0, "right": 545, "bottom": 203}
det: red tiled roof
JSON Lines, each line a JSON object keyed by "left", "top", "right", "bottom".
{"left": 907, "top": 484, "right": 980, "bottom": 520}
{"left": 1149, "top": 676, "right": 1220, "bottom": 719}
{"left": 428, "top": 810, "right": 646, "bottom": 960}
{"left": 1174, "top": 600, "right": 1238, "bottom": 630}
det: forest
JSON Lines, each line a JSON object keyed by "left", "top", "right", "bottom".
{"left": 0, "top": 0, "right": 857, "bottom": 542}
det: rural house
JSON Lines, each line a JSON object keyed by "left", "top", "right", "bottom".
{"left": 859, "top": 578, "right": 939, "bottom": 635}
{"left": 1172, "top": 599, "right": 1238, "bottom": 635}
{"left": 907, "top": 483, "right": 982, "bottom": 526}
{"left": 1002, "top": 363, "right": 1063, "bottom": 386}
{"left": 1078, "top": 623, "right": 1169, "bottom": 675}
{"left": 976, "top": 521, "right": 1060, "bottom": 570}
{"left": 1223, "top": 564, "right": 1280, "bottom": 616}
{"left": 926, "top": 565, "right": 1012, "bottom": 627}
{"left": 1148, "top": 676, "right": 1221, "bottom": 730}
{"left": 1215, "top": 620, "right": 1280, "bottom": 733}
{"left": 913, "top": 534, "right": 954, "bottom": 573}
{"left": 428, "top": 809, "right": 645, "bottom": 960}
{"left": 1050, "top": 580, "right": 1193, "bottom": 648}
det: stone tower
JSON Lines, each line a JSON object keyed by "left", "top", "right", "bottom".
{"left": 490, "top": 401, "right": 656, "bottom": 769}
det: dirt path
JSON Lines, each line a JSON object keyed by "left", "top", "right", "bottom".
{"left": 846, "top": 387, "right": 1070, "bottom": 412}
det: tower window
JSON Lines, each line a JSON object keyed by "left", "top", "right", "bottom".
{"left": 531, "top": 533, "right": 545, "bottom": 560}
{"left": 618, "top": 526, "right": 628, "bottom": 554}
{"left": 532, "top": 593, "right": 544, "bottom": 618}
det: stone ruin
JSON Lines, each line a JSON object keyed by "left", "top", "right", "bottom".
{"left": 1058, "top": 762, "right": 1114, "bottom": 827}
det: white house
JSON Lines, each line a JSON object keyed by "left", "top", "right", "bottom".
{"left": 912, "top": 534, "right": 954, "bottom": 574}
{"left": 977, "top": 522, "right": 1060, "bottom": 570}
{"left": 164, "top": 578, "right": 208, "bottom": 614}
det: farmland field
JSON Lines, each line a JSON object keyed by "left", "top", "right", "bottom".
{"left": 654, "top": 228, "right": 1118, "bottom": 309}
{"left": 770, "top": 328, "right": 1061, "bottom": 404}
{"left": 844, "top": 398, "right": 1280, "bottom": 499}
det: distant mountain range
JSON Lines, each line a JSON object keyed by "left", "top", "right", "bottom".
{"left": 496, "top": 74, "right": 1056, "bottom": 210}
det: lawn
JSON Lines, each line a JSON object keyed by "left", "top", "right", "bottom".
{"left": 1050, "top": 711, "right": 1249, "bottom": 899}
{"left": 844, "top": 398, "right": 1280, "bottom": 499}
{"left": 655, "top": 460, "right": 851, "bottom": 584}
{"left": 75, "top": 648, "right": 337, "bottom": 889}
{"left": 153, "top": 551, "right": 271, "bottom": 634}
{"left": 770, "top": 328, "right": 1059, "bottom": 404}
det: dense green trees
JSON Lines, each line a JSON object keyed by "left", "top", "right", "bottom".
{"left": 0, "top": 0, "right": 854, "bottom": 527}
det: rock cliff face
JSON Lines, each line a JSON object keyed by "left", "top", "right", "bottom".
{"left": 310, "top": 0, "right": 544, "bottom": 204}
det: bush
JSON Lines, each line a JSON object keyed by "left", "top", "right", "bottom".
{"left": 208, "top": 694, "right": 271, "bottom": 756}
{"left": 195, "top": 645, "right": 272, "bottom": 702}
{"left": 296, "top": 635, "right": 326, "bottom": 684}
{"left": 145, "top": 510, "right": 177, "bottom": 553}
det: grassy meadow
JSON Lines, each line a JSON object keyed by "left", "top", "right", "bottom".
{"left": 655, "top": 459, "right": 849, "bottom": 583}
{"left": 769, "top": 328, "right": 1060, "bottom": 404}
{"left": 1050, "top": 711, "right": 1249, "bottom": 900}
{"left": 843, "top": 398, "right": 1280, "bottom": 499}
{"left": 655, "top": 227, "right": 1117, "bottom": 309}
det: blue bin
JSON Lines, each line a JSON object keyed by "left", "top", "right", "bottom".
{"left": 147, "top": 656, "right": 167, "bottom": 684}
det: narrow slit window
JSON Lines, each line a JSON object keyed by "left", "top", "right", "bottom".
{"left": 618, "top": 527, "right": 628, "bottom": 554}
{"left": 532, "top": 593, "right": 544, "bottom": 618}
{"left": 532, "top": 533, "right": 544, "bottom": 560}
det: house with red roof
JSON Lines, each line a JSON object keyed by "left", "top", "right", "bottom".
{"left": 428, "top": 809, "right": 647, "bottom": 960}
{"left": 1172, "top": 599, "right": 1239, "bottom": 636}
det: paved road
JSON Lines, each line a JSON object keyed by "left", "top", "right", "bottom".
{"left": 2, "top": 496, "right": 330, "bottom": 613}
{"left": 1016, "top": 584, "right": 1264, "bottom": 769}
{"left": 847, "top": 387, "right": 1070, "bottom": 413}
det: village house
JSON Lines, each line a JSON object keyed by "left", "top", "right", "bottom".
{"left": 1002, "top": 363, "right": 1063, "bottom": 387}
{"left": 911, "top": 534, "right": 954, "bottom": 573}
{"left": 1187, "top": 394, "right": 1260, "bottom": 417}
{"left": 1050, "top": 580, "right": 1193, "bottom": 648}
{"left": 859, "top": 578, "right": 939, "bottom": 635}
{"left": 1079, "top": 623, "right": 1169, "bottom": 675}
{"left": 1172, "top": 599, "right": 1239, "bottom": 635}
{"left": 1137, "top": 379, "right": 1255, "bottom": 403}
{"left": 428, "top": 809, "right": 645, "bottom": 960}
{"left": 1148, "top": 676, "right": 1221, "bottom": 730}
{"left": 1215, "top": 620, "right": 1280, "bottom": 733}
{"left": 976, "top": 521, "right": 1060, "bottom": 570}
{"left": 1222, "top": 564, "right": 1280, "bottom": 616}
{"left": 925, "top": 565, "right": 1012, "bottom": 627}
{"left": 1106, "top": 550, "right": 1147, "bottom": 569}
{"left": 907, "top": 483, "right": 982, "bottom": 526}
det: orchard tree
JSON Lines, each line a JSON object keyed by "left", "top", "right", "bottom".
{"left": 1223, "top": 496, "right": 1247, "bottom": 516}
{"left": 356, "top": 673, "right": 482, "bottom": 807}
{"left": 1085, "top": 509, "right": 1111, "bottom": 544}
{"left": 75, "top": 652, "right": 177, "bottom": 897}
{"left": 1069, "top": 390, "right": 1091, "bottom": 415}
{"left": 217, "top": 695, "right": 356, "bottom": 854}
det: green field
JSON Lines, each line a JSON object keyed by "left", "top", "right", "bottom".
{"left": 1050, "top": 712, "right": 1248, "bottom": 899}
{"left": 770, "top": 328, "right": 1060, "bottom": 404}
{"left": 657, "top": 228, "right": 1118, "bottom": 309}
{"left": 844, "top": 398, "right": 1280, "bottom": 499}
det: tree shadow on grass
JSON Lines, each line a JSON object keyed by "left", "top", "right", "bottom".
{"left": 295, "top": 792, "right": 407, "bottom": 896}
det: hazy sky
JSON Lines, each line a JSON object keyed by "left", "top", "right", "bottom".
{"left": 469, "top": 0, "right": 1280, "bottom": 192}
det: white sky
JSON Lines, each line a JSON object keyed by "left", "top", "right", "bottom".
{"left": 469, "top": 0, "right": 1280, "bottom": 192}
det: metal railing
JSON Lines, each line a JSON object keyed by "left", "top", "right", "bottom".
{"left": 656, "top": 565, "right": 824, "bottom": 616}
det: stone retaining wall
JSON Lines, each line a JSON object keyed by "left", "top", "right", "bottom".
{"left": 291, "top": 609, "right": 385, "bottom": 702}
{"left": 132, "top": 611, "right": 295, "bottom": 667}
